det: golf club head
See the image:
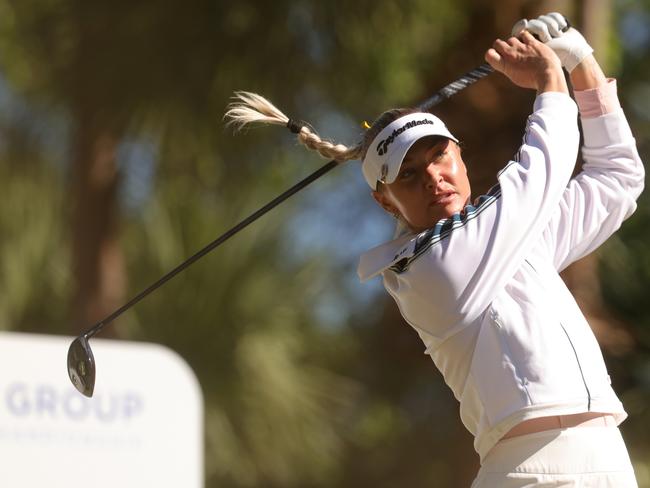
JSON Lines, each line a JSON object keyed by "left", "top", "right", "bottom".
{"left": 67, "top": 335, "right": 96, "bottom": 397}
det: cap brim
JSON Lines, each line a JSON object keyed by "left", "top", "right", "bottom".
{"left": 362, "top": 112, "right": 458, "bottom": 188}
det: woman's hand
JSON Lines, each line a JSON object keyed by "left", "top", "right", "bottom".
{"left": 485, "top": 31, "right": 568, "bottom": 95}
{"left": 510, "top": 12, "right": 606, "bottom": 90}
{"left": 511, "top": 13, "right": 593, "bottom": 73}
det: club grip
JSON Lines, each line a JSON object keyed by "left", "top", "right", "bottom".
{"left": 418, "top": 63, "right": 494, "bottom": 112}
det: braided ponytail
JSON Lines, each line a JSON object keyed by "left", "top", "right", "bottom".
{"left": 225, "top": 91, "right": 363, "bottom": 163}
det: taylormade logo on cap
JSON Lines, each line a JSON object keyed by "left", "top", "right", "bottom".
{"left": 361, "top": 112, "right": 458, "bottom": 189}
{"left": 376, "top": 118, "right": 437, "bottom": 156}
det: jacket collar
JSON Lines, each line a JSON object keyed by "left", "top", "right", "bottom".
{"left": 357, "top": 232, "right": 416, "bottom": 282}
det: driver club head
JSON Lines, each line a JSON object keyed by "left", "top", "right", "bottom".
{"left": 67, "top": 335, "right": 96, "bottom": 397}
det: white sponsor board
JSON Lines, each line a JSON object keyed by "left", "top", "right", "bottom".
{"left": 0, "top": 332, "right": 203, "bottom": 487}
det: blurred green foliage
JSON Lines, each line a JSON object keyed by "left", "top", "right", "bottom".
{"left": 0, "top": 1, "right": 647, "bottom": 487}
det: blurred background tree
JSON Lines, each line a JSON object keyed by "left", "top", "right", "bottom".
{"left": 0, "top": 0, "right": 647, "bottom": 487}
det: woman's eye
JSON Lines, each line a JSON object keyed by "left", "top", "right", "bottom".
{"left": 432, "top": 149, "right": 447, "bottom": 161}
{"left": 399, "top": 169, "right": 414, "bottom": 179}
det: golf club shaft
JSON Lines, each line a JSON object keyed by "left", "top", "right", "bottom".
{"left": 84, "top": 160, "right": 338, "bottom": 339}
{"left": 79, "top": 63, "right": 494, "bottom": 340}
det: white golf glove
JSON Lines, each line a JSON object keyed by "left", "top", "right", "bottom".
{"left": 511, "top": 12, "right": 593, "bottom": 72}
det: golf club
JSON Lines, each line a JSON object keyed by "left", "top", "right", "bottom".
{"left": 67, "top": 62, "right": 494, "bottom": 397}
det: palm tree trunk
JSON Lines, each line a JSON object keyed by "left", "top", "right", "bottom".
{"left": 70, "top": 110, "right": 125, "bottom": 333}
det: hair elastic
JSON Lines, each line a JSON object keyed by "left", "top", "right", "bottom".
{"left": 286, "top": 119, "right": 305, "bottom": 134}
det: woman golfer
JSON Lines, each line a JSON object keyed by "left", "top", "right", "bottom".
{"left": 228, "top": 13, "right": 643, "bottom": 487}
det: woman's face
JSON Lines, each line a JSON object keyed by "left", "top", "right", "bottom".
{"left": 372, "top": 136, "right": 471, "bottom": 232}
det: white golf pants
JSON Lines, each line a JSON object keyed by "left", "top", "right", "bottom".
{"left": 471, "top": 426, "right": 638, "bottom": 487}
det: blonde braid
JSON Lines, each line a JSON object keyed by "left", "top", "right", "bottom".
{"left": 225, "top": 91, "right": 363, "bottom": 163}
{"left": 296, "top": 126, "right": 362, "bottom": 161}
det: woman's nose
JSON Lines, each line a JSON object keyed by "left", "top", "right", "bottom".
{"left": 425, "top": 163, "right": 442, "bottom": 188}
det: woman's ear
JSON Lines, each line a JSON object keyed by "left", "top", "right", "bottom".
{"left": 372, "top": 189, "right": 398, "bottom": 216}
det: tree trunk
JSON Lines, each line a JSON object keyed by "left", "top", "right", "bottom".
{"left": 70, "top": 110, "right": 125, "bottom": 334}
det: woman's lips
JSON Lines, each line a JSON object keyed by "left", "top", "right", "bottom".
{"left": 431, "top": 192, "right": 456, "bottom": 205}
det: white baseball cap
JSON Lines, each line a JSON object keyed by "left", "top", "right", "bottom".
{"left": 361, "top": 112, "right": 458, "bottom": 189}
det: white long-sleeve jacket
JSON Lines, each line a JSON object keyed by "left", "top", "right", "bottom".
{"left": 357, "top": 91, "right": 645, "bottom": 461}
